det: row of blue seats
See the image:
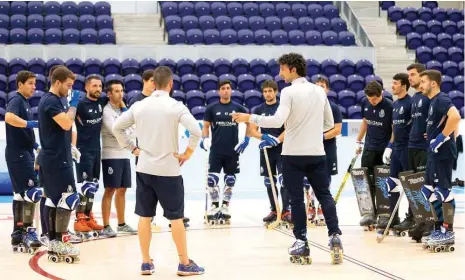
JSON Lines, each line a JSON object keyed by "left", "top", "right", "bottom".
{"left": 0, "top": 57, "right": 376, "bottom": 80}
{"left": 406, "top": 32, "right": 463, "bottom": 50}
{"left": 380, "top": 1, "right": 439, "bottom": 11}
{"left": 388, "top": 6, "right": 463, "bottom": 23}
{"left": 396, "top": 18, "right": 463, "bottom": 36}
{"left": 168, "top": 28, "right": 356, "bottom": 46}
{"left": 415, "top": 46, "right": 465, "bottom": 66}
{"left": 0, "top": 28, "right": 116, "bottom": 45}
{"left": 0, "top": 14, "right": 113, "bottom": 30}
{"left": 0, "top": 1, "right": 111, "bottom": 16}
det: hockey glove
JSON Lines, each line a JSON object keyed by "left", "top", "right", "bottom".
{"left": 259, "top": 134, "right": 280, "bottom": 150}
{"left": 382, "top": 142, "right": 393, "bottom": 165}
{"left": 26, "top": 120, "right": 39, "bottom": 129}
{"left": 200, "top": 137, "right": 211, "bottom": 151}
{"left": 71, "top": 145, "right": 81, "bottom": 163}
{"left": 355, "top": 141, "right": 364, "bottom": 155}
{"left": 69, "top": 90, "right": 80, "bottom": 108}
{"left": 234, "top": 136, "right": 250, "bottom": 154}
{"left": 429, "top": 133, "right": 450, "bottom": 153}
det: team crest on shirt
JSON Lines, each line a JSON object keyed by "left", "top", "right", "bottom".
{"left": 28, "top": 179, "right": 34, "bottom": 187}
{"left": 399, "top": 106, "right": 404, "bottom": 114}
{"left": 379, "top": 109, "right": 385, "bottom": 118}
{"left": 418, "top": 99, "right": 422, "bottom": 108}
{"left": 108, "top": 167, "right": 113, "bottom": 175}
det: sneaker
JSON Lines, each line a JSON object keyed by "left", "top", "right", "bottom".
{"left": 177, "top": 259, "right": 205, "bottom": 276}
{"left": 141, "top": 261, "right": 155, "bottom": 275}
{"left": 117, "top": 224, "right": 137, "bottom": 235}
{"left": 102, "top": 226, "right": 118, "bottom": 238}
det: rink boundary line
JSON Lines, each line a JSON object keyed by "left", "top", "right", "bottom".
{"left": 29, "top": 251, "right": 64, "bottom": 280}
{"left": 243, "top": 214, "right": 405, "bottom": 280}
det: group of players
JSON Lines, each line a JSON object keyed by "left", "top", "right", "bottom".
{"left": 5, "top": 65, "right": 161, "bottom": 261}
{"left": 354, "top": 63, "right": 460, "bottom": 251}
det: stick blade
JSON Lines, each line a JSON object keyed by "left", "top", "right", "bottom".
{"left": 266, "top": 220, "right": 281, "bottom": 230}
{"left": 376, "top": 235, "right": 383, "bottom": 243}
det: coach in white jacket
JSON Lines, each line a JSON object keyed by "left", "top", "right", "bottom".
{"left": 232, "top": 53, "right": 343, "bottom": 264}
{"left": 112, "top": 66, "right": 205, "bottom": 276}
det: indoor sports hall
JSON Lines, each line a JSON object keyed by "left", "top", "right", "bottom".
{"left": 0, "top": 1, "right": 463, "bottom": 279}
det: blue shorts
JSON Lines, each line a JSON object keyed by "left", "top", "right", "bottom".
{"left": 259, "top": 149, "right": 282, "bottom": 177}
{"left": 135, "top": 172, "right": 184, "bottom": 220}
{"left": 6, "top": 151, "right": 37, "bottom": 194}
{"left": 40, "top": 166, "right": 76, "bottom": 205}
{"left": 426, "top": 157, "right": 453, "bottom": 190}
{"left": 390, "top": 148, "right": 409, "bottom": 178}
{"left": 76, "top": 151, "right": 101, "bottom": 182}
{"left": 102, "top": 159, "right": 131, "bottom": 188}
{"left": 208, "top": 151, "right": 239, "bottom": 174}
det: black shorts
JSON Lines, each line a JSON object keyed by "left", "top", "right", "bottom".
{"left": 208, "top": 151, "right": 240, "bottom": 174}
{"left": 6, "top": 151, "right": 37, "bottom": 194}
{"left": 259, "top": 149, "right": 282, "bottom": 177}
{"left": 102, "top": 159, "right": 131, "bottom": 188}
{"left": 426, "top": 157, "right": 453, "bottom": 190}
{"left": 408, "top": 148, "right": 427, "bottom": 172}
{"left": 135, "top": 172, "right": 184, "bottom": 220}
{"left": 325, "top": 144, "right": 338, "bottom": 176}
{"left": 40, "top": 166, "right": 76, "bottom": 205}
{"left": 390, "top": 148, "right": 409, "bottom": 178}
{"left": 76, "top": 151, "right": 101, "bottom": 182}
{"left": 361, "top": 149, "right": 384, "bottom": 172}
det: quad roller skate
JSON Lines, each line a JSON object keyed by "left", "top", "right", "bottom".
{"left": 86, "top": 212, "right": 104, "bottom": 238}
{"left": 315, "top": 206, "right": 326, "bottom": 226}
{"left": 359, "top": 215, "right": 376, "bottom": 231}
{"left": 74, "top": 213, "right": 93, "bottom": 240}
{"left": 205, "top": 205, "right": 226, "bottom": 226}
{"left": 280, "top": 211, "right": 293, "bottom": 230}
{"left": 169, "top": 217, "right": 190, "bottom": 229}
{"left": 263, "top": 211, "right": 277, "bottom": 227}
{"left": 47, "top": 235, "right": 80, "bottom": 264}
{"left": 392, "top": 213, "right": 415, "bottom": 237}
{"left": 288, "top": 240, "right": 312, "bottom": 265}
{"left": 427, "top": 230, "right": 455, "bottom": 253}
{"left": 11, "top": 230, "right": 24, "bottom": 253}
{"left": 12, "top": 228, "right": 42, "bottom": 254}
{"left": 216, "top": 205, "right": 231, "bottom": 225}
{"left": 408, "top": 222, "right": 433, "bottom": 243}
{"left": 329, "top": 234, "right": 343, "bottom": 264}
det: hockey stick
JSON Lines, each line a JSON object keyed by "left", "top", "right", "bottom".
{"left": 376, "top": 188, "right": 404, "bottom": 243}
{"left": 334, "top": 153, "right": 360, "bottom": 204}
{"left": 264, "top": 148, "right": 281, "bottom": 230}
{"left": 204, "top": 151, "right": 210, "bottom": 227}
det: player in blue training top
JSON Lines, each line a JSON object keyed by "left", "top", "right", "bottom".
{"left": 355, "top": 81, "right": 393, "bottom": 228}
{"left": 304, "top": 77, "right": 343, "bottom": 226}
{"left": 419, "top": 70, "right": 460, "bottom": 249}
{"left": 404, "top": 63, "right": 431, "bottom": 239}
{"left": 201, "top": 80, "right": 251, "bottom": 222}
{"left": 381, "top": 73, "right": 412, "bottom": 231}
{"left": 38, "top": 66, "right": 81, "bottom": 261}
{"left": 5, "top": 71, "right": 42, "bottom": 253}
{"left": 73, "top": 75, "right": 108, "bottom": 236}
{"left": 248, "top": 80, "right": 288, "bottom": 225}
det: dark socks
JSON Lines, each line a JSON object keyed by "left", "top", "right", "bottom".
{"left": 118, "top": 223, "right": 126, "bottom": 227}
{"left": 12, "top": 200, "right": 23, "bottom": 232}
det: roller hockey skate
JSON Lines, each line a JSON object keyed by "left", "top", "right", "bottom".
{"left": 263, "top": 211, "right": 277, "bottom": 226}
{"left": 315, "top": 205, "right": 326, "bottom": 226}
{"left": 392, "top": 213, "right": 415, "bottom": 237}
{"left": 74, "top": 213, "right": 93, "bottom": 240}
{"left": 216, "top": 204, "right": 231, "bottom": 225}
{"left": 421, "top": 228, "right": 440, "bottom": 249}
{"left": 177, "top": 259, "right": 205, "bottom": 276}
{"left": 329, "top": 234, "right": 343, "bottom": 264}
{"left": 86, "top": 212, "right": 104, "bottom": 238}
{"left": 47, "top": 235, "right": 80, "bottom": 264}
{"left": 67, "top": 231, "right": 83, "bottom": 244}
{"left": 40, "top": 234, "right": 49, "bottom": 247}
{"left": 409, "top": 222, "right": 433, "bottom": 243}
{"left": 288, "top": 240, "right": 312, "bottom": 265}
{"left": 169, "top": 217, "right": 190, "bottom": 229}
{"left": 307, "top": 205, "right": 317, "bottom": 227}
{"left": 21, "top": 227, "right": 42, "bottom": 255}
{"left": 427, "top": 230, "right": 455, "bottom": 253}
{"left": 205, "top": 205, "right": 221, "bottom": 226}
{"left": 359, "top": 215, "right": 376, "bottom": 231}
{"left": 11, "top": 230, "right": 24, "bottom": 253}
{"left": 280, "top": 211, "right": 293, "bottom": 230}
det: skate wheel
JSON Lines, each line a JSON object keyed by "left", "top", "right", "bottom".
{"left": 49, "top": 255, "right": 58, "bottom": 263}
{"left": 19, "top": 247, "right": 25, "bottom": 253}
{"left": 289, "top": 256, "right": 296, "bottom": 263}
{"left": 12, "top": 246, "right": 18, "bottom": 252}
{"left": 219, "top": 220, "right": 225, "bottom": 225}
{"left": 449, "top": 246, "right": 455, "bottom": 252}
{"left": 434, "top": 247, "right": 441, "bottom": 253}
{"left": 65, "top": 256, "right": 74, "bottom": 264}
{"left": 209, "top": 220, "right": 215, "bottom": 226}
{"left": 92, "top": 231, "right": 99, "bottom": 238}
{"left": 28, "top": 248, "right": 35, "bottom": 255}
{"left": 400, "top": 231, "right": 406, "bottom": 237}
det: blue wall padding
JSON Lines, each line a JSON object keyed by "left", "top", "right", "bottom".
{"left": 0, "top": 172, "right": 12, "bottom": 195}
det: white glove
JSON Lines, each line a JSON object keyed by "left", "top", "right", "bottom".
{"left": 200, "top": 137, "right": 211, "bottom": 151}
{"left": 355, "top": 141, "right": 364, "bottom": 155}
{"left": 382, "top": 143, "right": 393, "bottom": 164}
{"left": 71, "top": 145, "right": 81, "bottom": 163}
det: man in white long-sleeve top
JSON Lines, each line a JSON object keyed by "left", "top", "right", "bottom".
{"left": 232, "top": 53, "right": 343, "bottom": 265}
{"left": 112, "top": 66, "right": 205, "bottom": 276}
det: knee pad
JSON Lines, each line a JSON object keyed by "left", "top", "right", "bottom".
{"left": 264, "top": 176, "right": 277, "bottom": 188}
{"left": 207, "top": 173, "right": 220, "bottom": 188}
{"left": 92, "top": 178, "right": 100, "bottom": 190}
{"left": 421, "top": 185, "right": 437, "bottom": 202}
{"left": 386, "top": 177, "right": 401, "bottom": 193}
{"left": 80, "top": 181, "right": 98, "bottom": 198}
{"left": 278, "top": 174, "right": 283, "bottom": 187}
{"left": 13, "top": 193, "right": 24, "bottom": 202}
{"left": 24, "top": 187, "right": 43, "bottom": 203}
{"left": 224, "top": 174, "right": 236, "bottom": 187}
{"left": 45, "top": 198, "right": 56, "bottom": 208}
{"left": 57, "top": 192, "right": 80, "bottom": 211}
{"left": 303, "top": 177, "right": 310, "bottom": 190}
{"left": 434, "top": 187, "right": 454, "bottom": 204}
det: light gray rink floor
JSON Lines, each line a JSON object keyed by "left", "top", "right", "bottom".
{"left": 0, "top": 136, "right": 463, "bottom": 280}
